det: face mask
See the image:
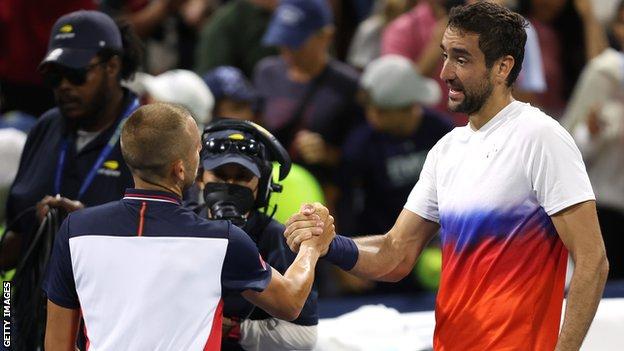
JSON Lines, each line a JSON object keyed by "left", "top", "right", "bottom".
{"left": 203, "top": 183, "right": 255, "bottom": 227}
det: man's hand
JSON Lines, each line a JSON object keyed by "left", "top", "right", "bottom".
{"left": 292, "top": 130, "right": 327, "bottom": 165}
{"left": 36, "top": 195, "right": 84, "bottom": 222}
{"left": 284, "top": 203, "right": 333, "bottom": 254}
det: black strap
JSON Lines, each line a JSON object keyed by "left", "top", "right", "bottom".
{"left": 278, "top": 65, "right": 331, "bottom": 148}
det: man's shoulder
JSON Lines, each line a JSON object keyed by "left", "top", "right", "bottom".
{"left": 31, "top": 107, "right": 63, "bottom": 134}
{"left": 65, "top": 201, "right": 127, "bottom": 236}
{"left": 253, "top": 56, "right": 286, "bottom": 85}
{"left": 255, "top": 56, "right": 285, "bottom": 74}
{"left": 327, "top": 59, "right": 360, "bottom": 85}
{"left": 513, "top": 102, "right": 563, "bottom": 136}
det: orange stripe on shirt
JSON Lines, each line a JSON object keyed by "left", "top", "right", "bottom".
{"left": 137, "top": 201, "right": 147, "bottom": 236}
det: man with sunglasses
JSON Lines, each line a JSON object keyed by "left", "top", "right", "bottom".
{"left": 0, "top": 11, "right": 142, "bottom": 273}
{"left": 195, "top": 120, "right": 323, "bottom": 350}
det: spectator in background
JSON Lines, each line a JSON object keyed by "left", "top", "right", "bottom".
{"left": 100, "top": 0, "right": 210, "bottom": 72}
{"left": 518, "top": 0, "right": 608, "bottom": 119}
{"left": 0, "top": 10, "right": 142, "bottom": 350}
{"left": 562, "top": 0, "right": 624, "bottom": 280}
{"left": 0, "top": 128, "right": 27, "bottom": 226}
{"left": 342, "top": 55, "right": 452, "bottom": 237}
{"left": 203, "top": 66, "right": 259, "bottom": 121}
{"left": 347, "top": 0, "right": 415, "bottom": 70}
{"left": 339, "top": 55, "right": 452, "bottom": 294}
{"left": 127, "top": 69, "right": 214, "bottom": 128}
{"left": 0, "top": 0, "right": 97, "bottom": 117}
{"left": 195, "top": 0, "right": 278, "bottom": 77}
{"left": 254, "top": 0, "right": 362, "bottom": 189}
{"left": 382, "top": 0, "right": 461, "bottom": 122}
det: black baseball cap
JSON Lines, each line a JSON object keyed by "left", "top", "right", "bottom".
{"left": 39, "top": 10, "right": 122, "bottom": 69}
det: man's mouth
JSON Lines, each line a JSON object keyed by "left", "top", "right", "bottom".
{"left": 448, "top": 86, "right": 464, "bottom": 100}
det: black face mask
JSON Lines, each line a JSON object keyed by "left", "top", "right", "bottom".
{"left": 203, "top": 183, "right": 255, "bottom": 228}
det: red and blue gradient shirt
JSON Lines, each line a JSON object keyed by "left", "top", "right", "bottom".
{"left": 405, "top": 101, "right": 595, "bottom": 350}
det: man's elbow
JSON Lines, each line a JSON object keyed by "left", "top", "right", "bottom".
{"left": 577, "top": 249, "right": 609, "bottom": 282}
{"left": 597, "top": 254, "right": 609, "bottom": 281}
{"left": 274, "top": 302, "right": 303, "bottom": 322}
{"left": 381, "top": 264, "right": 412, "bottom": 282}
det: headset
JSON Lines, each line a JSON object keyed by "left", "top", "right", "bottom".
{"left": 201, "top": 119, "right": 291, "bottom": 208}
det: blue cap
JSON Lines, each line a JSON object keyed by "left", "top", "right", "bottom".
{"left": 202, "top": 66, "right": 257, "bottom": 103}
{"left": 262, "top": 0, "right": 333, "bottom": 49}
{"left": 39, "top": 10, "right": 122, "bottom": 69}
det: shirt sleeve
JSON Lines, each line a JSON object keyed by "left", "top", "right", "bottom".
{"left": 222, "top": 224, "right": 272, "bottom": 293}
{"left": 404, "top": 141, "right": 440, "bottom": 222}
{"left": 42, "top": 215, "right": 80, "bottom": 309}
{"left": 528, "top": 121, "right": 595, "bottom": 215}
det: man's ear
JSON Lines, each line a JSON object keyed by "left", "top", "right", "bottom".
{"left": 495, "top": 55, "right": 515, "bottom": 85}
{"left": 171, "top": 159, "right": 186, "bottom": 183}
{"left": 105, "top": 55, "right": 122, "bottom": 79}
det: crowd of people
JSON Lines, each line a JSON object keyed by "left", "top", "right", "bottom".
{"left": 0, "top": 0, "right": 621, "bottom": 350}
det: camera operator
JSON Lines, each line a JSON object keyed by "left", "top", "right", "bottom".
{"left": 197, "top": 120, "right": 318, "bottom": 351}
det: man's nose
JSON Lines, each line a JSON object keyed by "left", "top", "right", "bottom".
{"left": 439, "top": 60, "right": 455, "bottom": 82}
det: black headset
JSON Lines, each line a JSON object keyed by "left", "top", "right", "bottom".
{"left": 201, "top": 119, "right": 292, "bottom": 208}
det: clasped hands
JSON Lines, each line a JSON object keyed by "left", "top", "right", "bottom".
{"left": 284, "top": 203, "right": 335, "bottom": 255}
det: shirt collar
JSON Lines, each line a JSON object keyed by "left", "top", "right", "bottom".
{"left": 123, "top": 188, "right": 182, "bottom": 205}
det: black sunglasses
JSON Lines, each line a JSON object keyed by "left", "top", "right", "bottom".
{"left": 42, "top": 61, "right": 107, "bottom": 88}
{"left": 205, "top": 138, "right": 264, "bottom": 158}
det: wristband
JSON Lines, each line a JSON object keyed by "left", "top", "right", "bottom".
{"left": 324, "top": 235, "right": 358, "bottom": 271}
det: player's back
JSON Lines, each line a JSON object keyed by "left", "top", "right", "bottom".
{"left": 45, "top": 189, "right": 247, "bottom": 350}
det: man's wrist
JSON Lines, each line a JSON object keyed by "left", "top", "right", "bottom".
{"left": 299, "top": 242, "right": 322, "bottom": 260}
{"left": 324, "top": 235, "right": 358, "bottom": 271}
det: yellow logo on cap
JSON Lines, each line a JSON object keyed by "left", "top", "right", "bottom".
{"left": 103, "top": 160, "right": 119, "bottom": 170}
{"left": 59, "top": 24, "right": 73, "bottom": 33}
{"left": 228, "top": 133, "right": 245, "bottom": 140}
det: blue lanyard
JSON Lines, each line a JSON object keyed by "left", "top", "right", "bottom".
{"left": 54, "top": 98, "right": 139, "bottom": 200}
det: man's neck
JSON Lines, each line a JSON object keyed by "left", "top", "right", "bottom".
{"left": 468, "top": 91, "right": 514, "bottom": 131}
{"left": 133, "top": 175, "right": 183, "bottom": 198}
{"left": 288, "top": 56, "right": 329, "bottom": 83}
{"left": 82, "top": 88, "right": 124, "bottom": 132}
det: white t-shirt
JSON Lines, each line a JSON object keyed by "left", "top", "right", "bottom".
{"left": 404, "top": 100, "right": 595, "bottom": 350}
{"left": 406, "top": 100, "right": 594, "bottom": 221}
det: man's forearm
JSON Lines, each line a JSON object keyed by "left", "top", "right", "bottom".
{"left": 556, "top": 255, "right": 608, "bottom": 350}
{"left": 348, "top": 234, "right": 412, "bottom": 282}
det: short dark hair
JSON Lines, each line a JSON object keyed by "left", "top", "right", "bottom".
{"left": 97, "top": 19, "right": 143, "bottom": 81}
{"left": 121, "top": 103, "right": 194, "bottom": 181}
{"left": 448, "top": 2, "right": 527, "bottom": 86}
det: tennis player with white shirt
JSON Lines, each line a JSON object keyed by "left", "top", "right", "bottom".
{"left": 285, "top": 2, "right": 608, "bottom": 350}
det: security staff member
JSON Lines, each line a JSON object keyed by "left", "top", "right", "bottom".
{"left": 0, "top": 10, "right": 142, "bottom": 270}
{"left": 198, "top": 120, "right": 318, "bottom": 350}
{"left": 43, "top": 103, "right": 334, "bottom": 350}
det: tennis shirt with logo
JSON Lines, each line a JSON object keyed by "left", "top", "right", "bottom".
{"left": 405, "top": 101, "right": 595, "bottom": 350}
{"left": 43, "top": 189, "right": 272, "bottom": 350}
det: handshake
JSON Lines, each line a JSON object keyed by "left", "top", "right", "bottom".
{"left": 284, "top": 203, "right": 335, "bottom": 256}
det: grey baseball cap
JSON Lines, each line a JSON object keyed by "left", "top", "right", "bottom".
{"left": 360, "top": 55, "right": 441, "bottom": 109}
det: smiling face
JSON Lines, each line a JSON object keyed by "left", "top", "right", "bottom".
{"left": 440, "top": 27, "right": 495, "bottom": 115}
